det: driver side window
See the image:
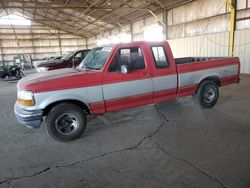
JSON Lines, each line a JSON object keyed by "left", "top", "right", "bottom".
{"left": 109, "top": 47, "right": 145, "bottom": 72}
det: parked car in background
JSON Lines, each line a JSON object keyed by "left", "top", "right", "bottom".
{"left": 32, "top": 56, "right": 55, "bottom": 68}
{"left": 51, "top": 55, "right": 62, "bottom": 60}
{"left": 36, "top": 49, "right": 90, "bottom": 72}
{"left": 14, "top": 41, "right": 240, "bottom": 141}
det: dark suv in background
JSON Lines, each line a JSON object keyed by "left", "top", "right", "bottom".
{"left": 36, "top": 49, "right": 90, "bottom": 72}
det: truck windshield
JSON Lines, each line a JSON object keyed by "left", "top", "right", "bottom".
{"left": 61, "top": 52, "right": 74, "bottom": 61}
{"left": 79, "top": 47, "right": 112, "bottom": 70}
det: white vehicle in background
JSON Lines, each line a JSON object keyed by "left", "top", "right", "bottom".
{"left": 32, "top": 56, "right": 62, "bottom": 68}
{"left": 32, "top": 57, "right": 52, "bottom": 68}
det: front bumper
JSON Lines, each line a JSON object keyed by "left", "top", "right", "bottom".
{"left": 14, "top": 102, "right": 43, "bottom": 129}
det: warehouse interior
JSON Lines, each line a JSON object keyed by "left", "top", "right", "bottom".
{"left": 0, "top": 0, "right": 250, "bottom": 187}
{"left": 0, "top": 0, "right": 249, "bottom": 73}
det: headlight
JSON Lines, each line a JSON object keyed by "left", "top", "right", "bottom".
{"left": 38, "top": 67, "right": 49, "bottom": 72}
{"left": 17, "top": 90, "right": 35, "bottom": 106}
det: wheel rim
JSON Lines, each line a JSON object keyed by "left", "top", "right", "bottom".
{"left": 203, "top": 85, "right": 217, "bottom": 104}
{"left": 55, "top": 113, "right": 79, "bottom": 135}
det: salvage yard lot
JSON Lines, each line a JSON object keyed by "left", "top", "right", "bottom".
{"left": 0, "top": 72, "right": 250, "bottom": 188}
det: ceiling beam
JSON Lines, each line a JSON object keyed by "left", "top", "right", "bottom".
{"left": 84, "top": 2, "right": 151, "bottom": 31}
{"left": 3, "top": 5, "right": 113, "bottom": 10}
{"left": 16, "top": 7, "right": 96, "bottom": 36}
{"left": 14, "top": 10, "right": 90, "bottom": 38}
{"left": 0, "top": 0, "right": 19, "bottom": 41}
{"left": 21, "top": 0, "right": 108, "bottom": 32}
{"left": 59, "top": 0, "right": 101, "bottom": 33}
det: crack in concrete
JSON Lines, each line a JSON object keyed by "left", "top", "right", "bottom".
{"left": 154, "top": 104, "right": 169, "bottom": 122}
{"left": 153, "top": 105, "right": 228, "bottom": 188}
{"left": 0, "top": 167, "right": 51, "bottom": 185}
{"left": 0, "top": 105, "right": 167, "bottom": 186}
{"left": 154, "top": 141, "right": 228, "bottom": 188}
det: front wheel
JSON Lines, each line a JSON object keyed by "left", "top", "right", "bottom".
{"left": 45, "top": 103, "right": 87, "bottom": 142}
{"left": 195, "top": 80, "right": 219, "bottom": 108}
{"left": 0, "top": 71, "right": 7, "bottom": 79}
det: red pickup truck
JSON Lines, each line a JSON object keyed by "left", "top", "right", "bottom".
{"left": 15, "top": 41, "right": 240, "bottom": 141}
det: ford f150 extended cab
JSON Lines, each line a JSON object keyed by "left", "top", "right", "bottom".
{"left": 14, "top": 41, "right": 240, "bottom": 142}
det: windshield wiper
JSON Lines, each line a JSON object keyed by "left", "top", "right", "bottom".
{"left": 86, "top": 67, "right": 99, "bottom": 70}
{"left": 81, "top": 65, "right": 99, "bottom": 70}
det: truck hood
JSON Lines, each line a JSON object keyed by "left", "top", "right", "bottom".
{"left": 19, "top": 68, "right": 78, "bottom": 82}
{"left": 17, "top": 68, "right": 102, "bottom": 93}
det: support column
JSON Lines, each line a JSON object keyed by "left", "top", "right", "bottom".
{"left": 31, "top": 24, "right": 36, "bottom": 66}
{"left": 85, "top": 38, "right": 88, "bottom": 49}
{"left": 130, "top": 22, "right": 134, "bottom": 42}
{"left": 0, "top": 40, "right": 3, "bottom": 66}
{"left": 225, "top": 0, "right": 237, "bottom": 57}
{"left": 163, "top": 10, "right": 168, "bottom": 40}
{"left": 58, "top": 33, "right": 62, "bottom": 55}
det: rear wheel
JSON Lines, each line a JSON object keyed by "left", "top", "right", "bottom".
{"left": 45, "top": 103, "right": 87, "bottom": 142}
{"left": 195, "top": 80, "right": 219, "bottom": 108}
{"left": 15, "top": 70, "right": 24, "bottom": 80}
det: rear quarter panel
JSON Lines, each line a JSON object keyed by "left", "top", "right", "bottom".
{"left": 177, "top": 57, "right": 240, "bottom": 97}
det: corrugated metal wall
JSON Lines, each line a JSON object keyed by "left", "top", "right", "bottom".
{"left": 168, "top": 32, "right": 229, "bottom": 58}
{"left": 84, "top": 0, "right": 250, "bottom": 73}
{"left": 0, "top": 0, "right": 249, "bottom": 73}
{"left": 166, "top": 0, "right": 250, "bottom": 74}
{"left": 0, "top": 23, "right": 87, "bottom": 65}
{"left": 88, "top": 13, "right": 163, "bottom": 45}
{"left": 235, "top": 29, "right": 250, "bottom": 73}
{"left": 168, "top": 29, "right": 250, "bottom": 74}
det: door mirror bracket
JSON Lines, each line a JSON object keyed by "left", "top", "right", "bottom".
{"left": 121, "top": 65, "right": 128, "bottom": 74}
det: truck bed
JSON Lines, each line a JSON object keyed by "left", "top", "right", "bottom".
{"left": 175, "top": 56, "right": 240, "bottom": 97}
{"left": 175, "top": 57, "right": 226, "bottom": 64}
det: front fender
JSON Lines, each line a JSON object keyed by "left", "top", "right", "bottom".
{"left": 20, "top": 85, "right": 103, "bottom": 111}
{"left": 38, "top": 93, "right": 90, "bottom": 110}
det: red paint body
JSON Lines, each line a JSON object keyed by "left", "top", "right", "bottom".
{"left": 18, "top": 41, "right": 240, "bottom": 115}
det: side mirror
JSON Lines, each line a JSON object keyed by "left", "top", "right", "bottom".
{"left": 121, "top": 65, "right": 128, "bottom": 74}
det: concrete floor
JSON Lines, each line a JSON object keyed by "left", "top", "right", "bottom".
{"left": 0, "top": 71, "right": 250, "bottom": 188}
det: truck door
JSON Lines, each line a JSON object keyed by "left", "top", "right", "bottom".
{"left": 149, "top": 44, "right": 178, "bottom": 103}
{"left": 103, "top": 46, "right": 153, "bottom": 112}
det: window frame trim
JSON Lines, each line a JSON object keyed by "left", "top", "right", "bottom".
{"left": 108, "top": 46, "right": 147, "bottom": 72}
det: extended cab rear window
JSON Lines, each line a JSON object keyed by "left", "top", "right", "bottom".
{"left": 151, "top": 46, "right": 169, "bottom": 68}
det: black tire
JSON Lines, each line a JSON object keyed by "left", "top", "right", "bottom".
{"left": 15, "top": 70, "right": 24, "bottom": 80}
{"left": 45, "top": 103, "right": 87, "bottom": 142}
{"left": 19, "top": 71, "right": 24, "bottom": 77}
{"left": 0, "top": 71, "right": 7, "bottom": 79}
{"left": 195, "top": 80, "right": 219, "bottom": 108}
